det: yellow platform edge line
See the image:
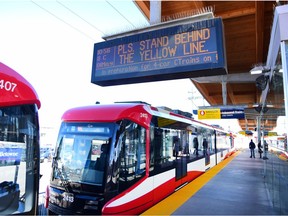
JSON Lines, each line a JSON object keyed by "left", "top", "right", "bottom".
{"left": 141, "top": 150, "right": 241, "bottom": 216}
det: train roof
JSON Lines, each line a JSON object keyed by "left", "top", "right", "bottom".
{"left": 0, "top": 62, "right": 41, "bottom": 109}
{"left": 62, "top": 103, "right": 148, "bottom": 122}
{"left": 61, "top": 102, "right": 226, "bottom": 133}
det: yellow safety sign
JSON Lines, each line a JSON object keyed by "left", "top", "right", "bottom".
{"left": 198, "top": 109, "right": 221, "bottom": 119}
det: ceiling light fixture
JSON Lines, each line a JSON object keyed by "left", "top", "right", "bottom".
{"left": 250, "top": 65, "right": 270, "bottom": 74}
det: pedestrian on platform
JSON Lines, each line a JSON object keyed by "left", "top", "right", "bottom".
{"left": 258, "top": 141, "right": 263, "bottom": 158}
{"left": 193, "top": 137, "right": 199, "bottom": 156}
{"left": 203, "top": 138, "right": 208, "bottom": 156}
{"left": 173, "top": 137, "right": 180, "bottom": 157}
{"left": 249, "top": 139, "right": 256, "bottom": 158}
{"left": 264, "top": 140, "right": 269, "bottom": 152}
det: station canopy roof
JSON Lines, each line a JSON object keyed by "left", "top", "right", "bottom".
{"left": 135, "top": 1, "right": 286, "bottom": 133}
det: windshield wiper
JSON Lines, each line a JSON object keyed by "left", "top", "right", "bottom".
{"left": 53, "top": 159, "right": 72, "bottom": 193}
{"left": 53, "top": 137, "right": 73, "bottom": 193}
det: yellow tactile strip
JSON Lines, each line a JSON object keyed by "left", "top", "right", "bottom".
{"left": 141, "top": 150, "right": 240, "bottom": 215}
{"left": 270, "top": 149, "right": 288, "bottom": 162}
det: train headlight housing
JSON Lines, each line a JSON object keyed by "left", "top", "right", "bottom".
{"left": 84, "top": 200, "right": 99, "bottom": 210}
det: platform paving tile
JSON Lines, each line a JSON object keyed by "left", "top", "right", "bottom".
{"left": 172, "top": 149, "right": 279, "bottom": 215}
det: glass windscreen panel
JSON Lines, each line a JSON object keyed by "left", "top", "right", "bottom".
{"left": 54, "top": 123, "right": 115, "bottom": 186}
{"left": 0, "top": 105, "right": 39, "bottom": 215}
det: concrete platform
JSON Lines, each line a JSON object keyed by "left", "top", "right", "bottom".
{"left": 142, "top": 149, "right": 279, "bottom": 215}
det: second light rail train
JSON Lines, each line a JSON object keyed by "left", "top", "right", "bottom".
{"left": 0, "top": 62, "right": 41, "bottom": 215}
{"left": 46, "top": 102, "right": 235, "bottom": 215}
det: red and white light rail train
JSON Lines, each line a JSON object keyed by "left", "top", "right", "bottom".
{"left": 45, "top": 102, "right": 235, "bottom": 215}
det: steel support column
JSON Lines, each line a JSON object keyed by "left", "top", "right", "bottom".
{"left": 150, "top": 1, "right": 161, "bottom": 25}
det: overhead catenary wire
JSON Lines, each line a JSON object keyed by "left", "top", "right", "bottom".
{"left": 105, "top": 0, "right": 137, "bottom": 29}
{"left": 30, "top": 0, "right": 97, "bottom": 41}
{"left": 56, "top": 0, "right": 106, "bottom": 35}
{"left": 31, "top": 0, "right": 146, "bottom": 41}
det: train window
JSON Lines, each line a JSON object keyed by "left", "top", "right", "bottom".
{"left": 207, "top": 134, "right": 214, "bottom": 153}
{"left": 53, "top": 122, "right": 115, "bottom": 186}
{"left": 0, "top": 105, "right": 38, "bottom": 214}
{"left": 210, "top": 133, "right": 216, "bottom": 154}
{"left": 149, "top": 115, "right": 192, "bottom": 173}
{"left": 216, "top": 131, "right": 230, "bottom": 150}
{"left": 150, "top": 126, "right": 179, "bottom": 172}
{"left": 119, "top": 121, "right": 146, "bottom": 191}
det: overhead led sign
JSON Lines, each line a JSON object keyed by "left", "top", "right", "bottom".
{"left": 91, "top": 17, "right": 227, "bottom": 86}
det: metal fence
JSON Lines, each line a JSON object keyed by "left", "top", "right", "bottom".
{"left": 264, "top": 150, "right": 288, "bottom": 214}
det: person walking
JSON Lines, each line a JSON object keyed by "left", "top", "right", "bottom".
{"left": 263, "top": 140, "right": 269, "bottom": 160}
{"left": 193, "top": 137, "right": 199, "bottom": 156}
{"left": 249, "top": 139, "right": 256, "bottom": 158}
{"left": 173, "top": 137, "right": 180, "bottom": 157}
{"left": 258, "top": 141, "right": 263, "bottom": 158}
{"left": 203, "top": 138, "right": 208, "bottom": 156}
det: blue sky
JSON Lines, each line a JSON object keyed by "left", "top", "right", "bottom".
{"left": 0, "top": 0, "right": 245, "bottom": 134}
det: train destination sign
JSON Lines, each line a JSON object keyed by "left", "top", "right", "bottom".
{"left": 91, "top": 18, "right": 227, "bottom": 86}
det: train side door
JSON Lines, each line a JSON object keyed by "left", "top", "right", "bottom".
{"left": 203, "top": 135, "right": 212, "bottom": 170}
{"left": 173, "top": 136, "right": 188, "bottom": 186}
{"left": 175, "top": 155, "right": 187, "bottom": 181}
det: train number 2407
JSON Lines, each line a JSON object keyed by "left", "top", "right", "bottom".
{"left": 0, "top": 79, "right": 17, "bottom": 92}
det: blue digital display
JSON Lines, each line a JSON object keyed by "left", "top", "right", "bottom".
{"left": 221, "top": 109, "right": 245, "bottom": 119}
{"left": 91, "top": 18, "right": 227, "bottom": 86}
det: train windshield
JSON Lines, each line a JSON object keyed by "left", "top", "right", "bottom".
{"left": 53, "top": 122, "right": 115, "bottom": 186}
{"left": 0, "top": 104, "right": 39, "bottom": 215}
